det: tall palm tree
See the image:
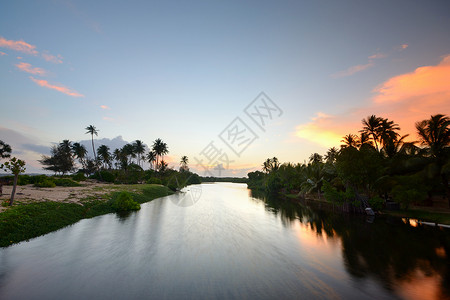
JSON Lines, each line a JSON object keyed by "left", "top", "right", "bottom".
{"left": 180, "top": 155, "right": 189, "bottom": 172}
{"left": 361, "top": 115, "right": 382, "bottom": 151}
{"left": 262, "top": 158, "right": 272, "bottom": 173}
{"left": 133, "top": 140, "right": 145, "bottom": 167}
{"left": 271, "top": 157, "right": 280, "bottom": 171}
{"left": 85, "top": 125, "right": 99, "bottom": 161}
{"left": 152, "top": 138, "right": 168, "bottom": 171}
{"left": 122, "top": 144, "right": 136, "bottom": 165}
{"left": 378, "top": 118, "right": 400, "bottom": 149}
{"left": 146, "top": 150, "right": 156, "bottom": 170}
{"left": 97, "top": 145, "right": 111, "bottom": 169}
{"left": 324, "top": 147, "right": 338, "bottom": 164}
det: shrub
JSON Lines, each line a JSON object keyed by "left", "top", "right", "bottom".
{"left": 110, "top": 191, "right": 140, "bottom": 212}
{"left": 54, "top": 178, "right": 81, "bottom": 187}
{"left": 34, "top": 178, "right": 56, "bottom": 188}
{"left": 369, "top": 196, "right": 384, "bottom": 211}
{"left": 72, "top": 173, "right": 86, "bottom": 181}
{"left": 17, "top": 175, "right": 31, "bottom": 185}
{"left": 147, "top": 177, "right": 162, "bottom": 185}
{"left": 91, "top": 170, "right": 115, "bottom": 183}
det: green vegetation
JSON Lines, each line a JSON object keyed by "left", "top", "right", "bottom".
{"left": 0, "top": 184, "right": 171, "bottom": 247}
{"left": 248, "top": 114, "right": 450, "bottom": 217}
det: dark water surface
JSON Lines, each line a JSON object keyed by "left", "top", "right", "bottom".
{"left": 0, "top": 183, "right": 449, "bottom": 299}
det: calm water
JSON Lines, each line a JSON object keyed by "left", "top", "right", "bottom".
{"left": 0, "top": 183, "right": 449, "bottom": 300}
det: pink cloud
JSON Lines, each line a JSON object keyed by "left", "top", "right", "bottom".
{"left": 102, "top": 116, "right": 114, "bottom": 121}
{"left": 332, "top": 62, "right": 374, "bottom": 78}
{"left": 100, "top": 105, "right": 111, "bottom": 110}
{"left": 0, "top": 36, "right": 38, "bottom": 55}
{"left": 42, "top": 52, "right": 63, "bottom": 64}
{"left": 368, "top": 53, "right": 387, "bottom": 60}
{"left": 16, "top": 62, "right": 46, "bottom": 76}
{"left": 30, "top": 77, "right": 84, "bottom": 97}
{"left": 0, "top": 51, "right": 6, "bottom": 56}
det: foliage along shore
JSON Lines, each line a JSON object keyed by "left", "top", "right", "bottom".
{"left": 247, "top": 114, "right": 450, "bottom": 224}
{"left": 0, "top": 184, "right": 172, "bottom": 248}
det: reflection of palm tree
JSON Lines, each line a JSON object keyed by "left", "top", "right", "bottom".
{"left": 133, "top": 140, "right": 145, "bottom": 167}
{"left": 85, "top": 125, "right": 99, "bottom": 161}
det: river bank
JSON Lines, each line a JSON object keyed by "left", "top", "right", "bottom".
{"left": 0, "top": 182, "right": 172, "bottom": 247}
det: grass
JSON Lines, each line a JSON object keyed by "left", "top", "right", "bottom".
{"left": 0, "top": 184, "right": 172, "bottom": 247}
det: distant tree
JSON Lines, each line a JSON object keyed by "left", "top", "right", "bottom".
{"left": 72, "top": 142, "right": 87, "bottom": 170}
{"left": 97, "top": 145, "right": 112, "bottom": 169}
{"left": 39, "top": 140, "right": 75, "bottom": 175}
{"left": 133, "top": 140, "right": 146, "bottom": 167}
{"left": 324, "top": 147, "right": 339, "bottom": 164}
{"left": 180, "top": 155, "right": 189, "bottom": 172}
{"left": 146, "top": 150, "right": 157, "bottom": 170}
{"left": 122, "top": 144, "right": 136, "bottom": 165}
{"left": 2, "top": 157, "right": 26, "bottom": 206}
{"left": 309, "top": 153, "right": 323, "bottom": 164}
{"left": 152, "top": 139, "right": 168, "bottom": 171}
{"left": 85, "top": 125, "right": 99, "bottom": 161}
{"left": 0, "top": 140, "right": 12, "bottom": 159}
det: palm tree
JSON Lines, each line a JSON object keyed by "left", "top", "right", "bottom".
{"left": 146, "top": 150, "right": 156, "bottom": 170}
{"left": 360, "top": 115, "right": 382, "bottom": 151}
{"left": 72, "top": 142, "right": 87, "bottom": 170}
{"left": 378, "top": 118, "right": 400, "bottom": 149}
{"left": 309, "top": 153, "right": 323, "bottom": 164}
{"left": 324, "top": 147, "right": 338, "bottom": 164}
{"left": 97, "top": 145, "right": 111, "bottom": 169}
{"left": 262, "top": 158, "right": 272, "bottom": 173}
{"left": 122, "top": 144, "right": 136, "bottom": 165}
{"left": 416, "top": 114, "right": 450, "bottom": 206}
{"left": 341, "top": 134, "right": 359, "bottom": 148}
{"left": 85, "top": 125, "right": 99, "bottom": 161}
{"left": 133, "top": 140, "right": 146, "bottom": 167}
{"left": 152, "top": 138, "right": 168, "bottom": 171}
{"left": 416, "top": 114, "right": 450, "bottom": 159}
{"left": 271, "top": 157, "right": 280, "bottom": 171}
{"left": 180, "top": 155, "right": 189, "bottom": 172}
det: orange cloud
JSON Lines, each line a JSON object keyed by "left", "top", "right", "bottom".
{"left": 0, "top": 36, "right": 38, "bottom": 55}
{"left": 30, "top": 77, "right": 84, "bottom": 97}
{"left": 0, "top": 51, "right": 6, "bottom": 56}
{"left": 16, "top": 62, "right": 46, "bottom": 76}
{"left": 295, "top": 113, "right": 349, "bottom": 148}
{"left": 42, "top": 52, "right": 63, "bottom": 64}
{"left": 100, "top": 105, "right": 110, "bottom": 110}
{"left": 297, "top": 54, "right": 450, "bottom": 147}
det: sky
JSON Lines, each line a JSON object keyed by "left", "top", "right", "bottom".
{"left": 1, "top": 0, "right": 449, "bottom": 176}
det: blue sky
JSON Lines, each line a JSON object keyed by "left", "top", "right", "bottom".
{"left": 1, "top": 0, "right": 449, "bottom": 176}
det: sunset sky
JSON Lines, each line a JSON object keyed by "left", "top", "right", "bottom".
{"left": 1, "top": 0, "right": 449, "bottom": 176}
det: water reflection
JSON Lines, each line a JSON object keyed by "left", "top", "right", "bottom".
{"left": 252, "top": 191, "right": 450, "bottom": 300}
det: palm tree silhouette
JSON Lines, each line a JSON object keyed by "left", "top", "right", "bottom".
{"left": 180, "top": 156, "right": 189, "bottom": 172}
{"left": 152, "top": 138, "right": 168, "bottom": 171}
{"left": 361, "top": 115, "right": 382, "bottom": 151}
{"left": 133, "top": 140, "right": 145, "bottom": 167}
{"left": 72, "top": 142, "right": 87, "bottom": 170}
{"left": 146, "top": 150, "right": 156, "bottom": 170}
{"left": 97, "top": 145, "right": 111, "bottom": 169}
{"left": 341, "top": 134, "right": 359, "bottom": 148}
{"left": 85, "top": 125, "right": 99, "bottom": 161}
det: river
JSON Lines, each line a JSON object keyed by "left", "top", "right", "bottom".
{"left": 0, "top": 183, "right": 449, "bottom": 299}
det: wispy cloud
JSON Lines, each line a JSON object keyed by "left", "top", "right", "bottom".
{"left": 16, "top": 62, "right": 47, "bottom": 76}
{"left": 100, "top": 105, "right": 111, "bottom": 110}
{"left": 332, "top": 62, "right": 374, "bottom": 78}
{"left": 0, "top": 36, "right": 38, "bottom": 55}
{"left": 102, "top": 116, "right": 114, "bottom": 121}
{"left": 30, "top": 77, "right": 84, "bottom": 97}
{"left": 298, "top": 54, "right": 450, "bottom": 147}
{"left": 0, "top": 51, "right": 6, "bottom": 56}
{"left": 42, "top": 51, "right": 63, "bottom": 64}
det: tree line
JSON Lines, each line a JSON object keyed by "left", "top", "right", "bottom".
{"left": 248, "top": 114, "right": 450, "bottom": 210}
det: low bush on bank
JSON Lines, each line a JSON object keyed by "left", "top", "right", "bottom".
{"left": 110, "top": 192, "right": 140, "bottom": 212}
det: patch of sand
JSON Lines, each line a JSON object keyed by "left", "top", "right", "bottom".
{"left": 0, "top": 180, "right": 115, "bottom": 212}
